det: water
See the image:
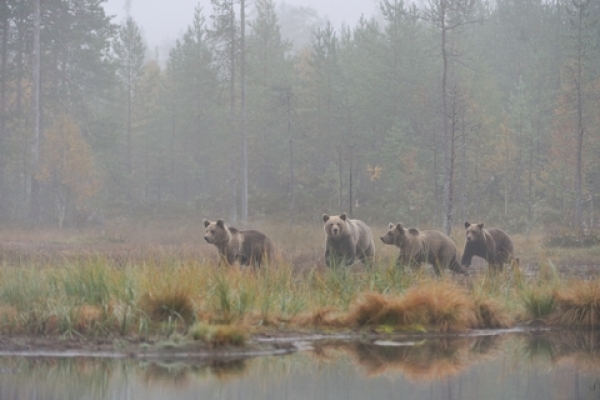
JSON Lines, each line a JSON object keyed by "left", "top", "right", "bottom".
{"left": 0, "top": 331, "right": 599, "bottom": 400}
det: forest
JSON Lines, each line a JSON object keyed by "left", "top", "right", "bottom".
{"left": 0, "top": 0, "right": 598, "bottom": 235}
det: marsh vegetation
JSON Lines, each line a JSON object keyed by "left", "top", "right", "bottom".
{"left": 0, "top": 218, "right": 598, "bottom": 352}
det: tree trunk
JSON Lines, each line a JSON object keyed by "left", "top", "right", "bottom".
{"left": 574, "top": 2, "right": 584, "bottom": 229}
{"left": 286, "top": 85, "right": 294, "bottom": 227}
{"left": 30, "top": 0, "right": 41, "bottom": 223}
{"left": 0, "top": 4, "right": 8, "bottom": 217}
{"left": 229, "top": 0, "right": 237, "bottom": 223}
{"left": 440, "top": 1, "right": 452, "bottom": 235}
{"left": 240, "top": 0, "right": 248, "bottom": 224}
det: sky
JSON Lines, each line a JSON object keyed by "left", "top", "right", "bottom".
{"left": 103, "top": 0, "right": 380, "bottom": 50}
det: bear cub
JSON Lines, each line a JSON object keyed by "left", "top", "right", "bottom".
{"left": 461, "top": 221, "right": 514, "bottom": 271}
{"left": 380, "top": 223, "right": 467, "bottom": 275}
{"left": 203, "top": 219, "right": 274, "bottom": 268}
{"left": 322, "top": 213, "right": 375, "bottom": 267}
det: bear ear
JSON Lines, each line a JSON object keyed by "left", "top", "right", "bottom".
{"left": 408, "top": 228, "right": 420, "bottom": 236}
{"left": 216, "top": 219, "right": 225, "bottom": 228}
{"left": 203, "top": 219, "right": 211, "bottom": 228}
{"left": 464, "top": 221, "right": 470, "bottom": 229}
{"left": 340, "top": 212, "right": 347, "bottom": 221}
{"left": 388, "top": 222, "right": 395, "bottom": 229}
{"left": 322, "top": 214, "right": 330, "bottom": 223}
{"left": 477, "top": 222, "right": 484, "bottom": 229}
{"left": 395, "top": 223, "right": 404, "bottom": 231}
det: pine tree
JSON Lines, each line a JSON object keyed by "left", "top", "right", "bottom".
{"left": 113, "top": 17, "right": 146, "bottom": 197}
{"left": 209, "top": 0, "right": 239, "bottom": 222}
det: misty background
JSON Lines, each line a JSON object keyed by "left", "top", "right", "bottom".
{"left": 103, "top": 0, "right": 381, "bottom": 51}
{"left": 0, "top": 0, "right": 598, "bottom": 235}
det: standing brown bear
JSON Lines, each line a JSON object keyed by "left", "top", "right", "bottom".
{"left": 460, "top": 221, "right": 514, "bottom": 271}
{"left": 380, "top": 223, "right": 467, "bottom": 275}
{"left": 322, "top": 213, "right": 375, "bottom": 267}
{"left": 203, "top": 219, "right": 274, "bottom": 268}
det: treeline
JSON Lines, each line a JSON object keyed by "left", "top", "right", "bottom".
{"left": 0, "top": 0, "right": 599, "bottom": 233}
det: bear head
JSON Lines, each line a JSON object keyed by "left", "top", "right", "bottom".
{"left": 203, "top": 219, "right": 231, "bottom": 246}
{"left": 380, "top": 223, "right": 419, "bottom": 247}
{"left": 464, "top": 221, "right": 485, "bottom": 242}
{"left": 322, "top": 213, "right": 349, "bottom": 240}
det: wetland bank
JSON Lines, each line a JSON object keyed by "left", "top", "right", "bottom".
{"left": 0, "top": 221, "right": 599, "bottom": 397}
{"left": 0, "top": 220, "right": 598, "bottom": 357}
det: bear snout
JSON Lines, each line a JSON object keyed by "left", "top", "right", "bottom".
{"left": 204, "top": 236, "right": 211, "bottom": 243}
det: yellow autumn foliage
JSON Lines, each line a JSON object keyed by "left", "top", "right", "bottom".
{"left": 36, "top": 114, "right": 101, "bottom": 202}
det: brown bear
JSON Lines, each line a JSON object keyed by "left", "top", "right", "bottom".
{"left": 380, "top": 223, "right": 467, "bottom": 275}
{"left": 322, "top": 213, "right": 375, "bottom": 267}
{"left": 460, "top": 221, "right": 514, "bottom": 271}
{"left": 203, "top": 219, "right": 274, "bottom": 268}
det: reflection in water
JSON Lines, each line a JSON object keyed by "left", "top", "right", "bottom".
{"left": 330, "top": 335, "right": 503, "bottom": 380}
{"left": 140, "top": 358, "right": 247, "bottom": 387}
{"left": 522, "top": 330, "right": 600, "bottom": 372}
{"left": 0, "top": 332, "right": 599, "bottom": 399}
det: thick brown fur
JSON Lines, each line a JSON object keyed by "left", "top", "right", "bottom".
{"left": 203, "top": 219, "right": 274, "bottom": 268}
{"left": 380, "top": 223, "right": 467, "bottom": 275}
{"left": 461, "top": 221, "right": 514, "bottom": 271}
{"left": 322, "top": 213, "right": 375, "bottom": 267}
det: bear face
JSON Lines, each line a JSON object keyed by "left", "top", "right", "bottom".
{"left": 203, "top": 219, "right": 230, "bottom": 246}
{"left": 380, "top": 223, "right": 407, "bottom": 247}
{"left": 323, "top": 213, "right": 348, "bottom": 240}
{"left": 465, "top": 221, "right": 485, "bottom": 243}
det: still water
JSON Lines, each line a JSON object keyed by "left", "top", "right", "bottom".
{"left": 0, "top": 332, "right": 599, "bottom": 400}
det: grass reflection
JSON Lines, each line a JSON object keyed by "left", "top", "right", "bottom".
{"left": 1, "top": 331, "right": 600, "bottom": 397}
{"left": 310, "top": 335, "right": 504, "bottom": 381}
{"left": 139, "top": 358, "right": 247, "bottom": 387}
{"left": 520, "top": 330, "right": 600, "bottom": 373}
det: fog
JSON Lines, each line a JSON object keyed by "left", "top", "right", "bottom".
{"left": 0, "top": 0, "right": 598, "bottom": 234}
{"left": 103, "top": 0, "right": 380, "bottom": 50}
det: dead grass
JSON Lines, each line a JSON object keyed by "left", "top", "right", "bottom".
{"left": 472, "top": 296, "right": 514, "bottom": 329}
{"left": 343, "top": 281, "right": 480, "bottom": 332}
{"left": 0, "top": 221, "right": 597, "bottom": 338}
{"left": 0, "top": 305, "right": 18, "bottom": 332}
{"left": 70, "top": 305, "right": 106, "bottom": 332}
{"left": 188, "top": 323, "right": 247, "bottom": 347}
{"left": 292, "top": 307, "right": 346, "bottom": 328}
{"left": 138, "top": 291, "right": 196, "bottom": 324}
{"left": 548, "top": 279, "right": 600, "bottom": 327}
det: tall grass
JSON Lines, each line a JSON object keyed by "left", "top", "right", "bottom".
{"left": 0, "top": 222, "right": 598, "bottom": 338}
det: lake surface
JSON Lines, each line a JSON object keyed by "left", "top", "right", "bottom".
{"left": 0, "top": 331, "right": 599, "bottom": 400}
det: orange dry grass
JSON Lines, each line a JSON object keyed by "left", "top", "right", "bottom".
{"left": 138, "top": 291, "right": 195, "bottom": 323}
{"left": 345, "top": 292, "right": 408, "bottom": 327}
{"left": 71, "top": 305, "right": 105, "bottom": 331}
{"left": 548, "top": 279, "right": 600, "bottom": 327}
{"left": 292, "top": 307, "right": 346, "bottom": 328}
{"left": 401, "top": 282, "right": 477, "bottom": 331}
{"left": 345, "top": 281, "right": 478, "bottom": 332}
{"left": 473, "top": 296, "right": 514, "bottom": 329}
{"left": 0, "top": 305, "right": 18, "bottom": 332}
{"left": 207, "top": 325, "right": 248, "bottom": 347}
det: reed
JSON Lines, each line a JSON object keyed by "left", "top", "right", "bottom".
{"left": 0, "top": 222, "right": 597, "bottom": 339}
{"left": 521, "top": 286, "right": 556, "bottom": 321}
